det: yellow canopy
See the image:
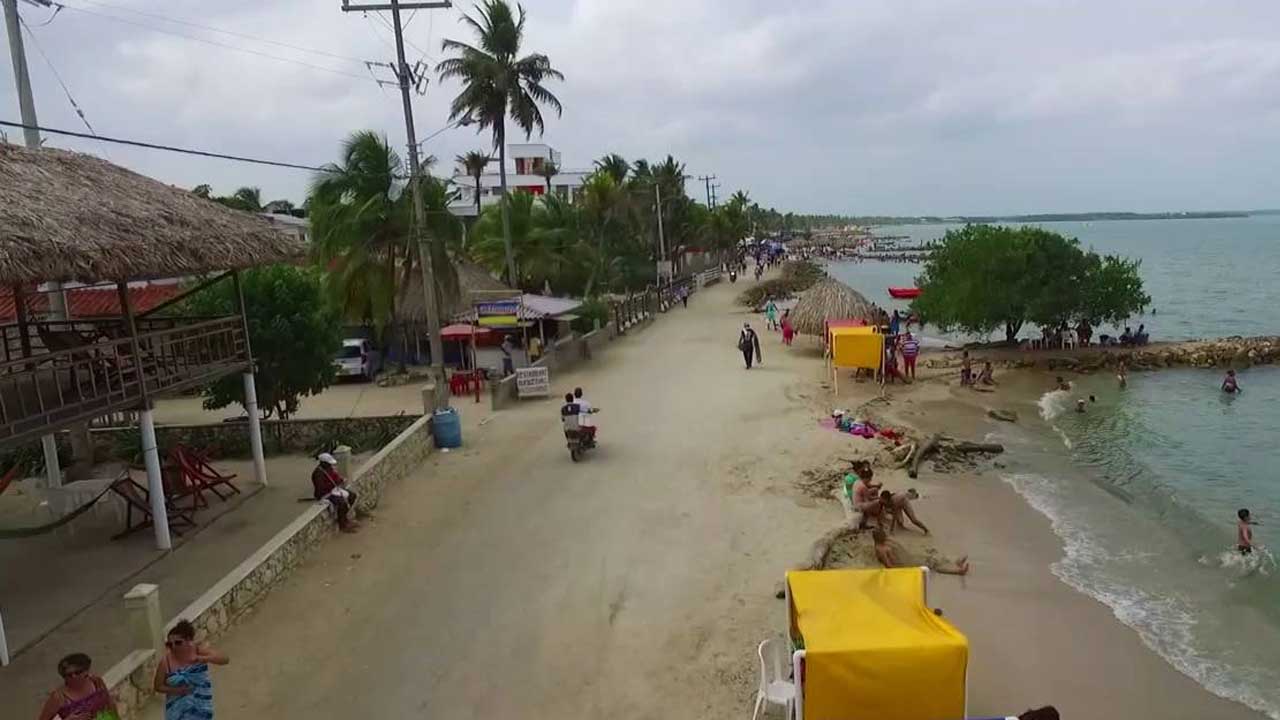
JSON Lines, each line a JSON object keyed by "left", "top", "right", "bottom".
{"left": 830, "top": 326, "right": 883, "bottom": 371}
{"left": 787, "top": 569, "right": 968, "bottom": 720}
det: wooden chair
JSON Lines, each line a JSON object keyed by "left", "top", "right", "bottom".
{"left": 171, "top": 445, "right": 240, "bottom": 501}
{"left": 108, "top": 474, "right": 196, "bottom": 540}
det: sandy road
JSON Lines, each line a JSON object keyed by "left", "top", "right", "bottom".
{"left": 203, "top": 277, "right": 844, "bottom": 719}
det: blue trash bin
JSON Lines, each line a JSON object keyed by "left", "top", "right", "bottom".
{"left": 433, "top": 407, "right": 462, "bottom": 449}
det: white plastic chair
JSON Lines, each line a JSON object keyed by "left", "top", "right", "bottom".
{"left": 752, "top": 638, "right": 796, "bottom": 720}
{"left": 1062, "top": 329, "right": 1077, "bottom": 350}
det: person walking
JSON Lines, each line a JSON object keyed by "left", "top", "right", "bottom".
{"left": 38, "top": 652, "right": 118, "bottom": 720}
{"left": 764, "top": 299, "right": 779, "bottom": 331}
{"left": 781, "top": 310, "right": 795, "bottom": 346}
{"left": 737, "top": 323, "right": 762, "bottom": 369}
{"left": 500, "top": 335, "right": 516, "bottom": 377}
{"left": 900, "top": 331, "right": 920, "bottom": 381}
{"left": 154, "top": 619, "right": 228, "bottom": 720}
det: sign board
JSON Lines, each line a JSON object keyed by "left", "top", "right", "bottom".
{"left": 475, "top": 299, "right": 520, "bottom": 327}
{"left": 516, "top": 366, "right": 550, "bottom": 398}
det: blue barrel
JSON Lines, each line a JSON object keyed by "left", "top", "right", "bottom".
{"left": 432, "top": 407, "right": 462, "bottom": 449}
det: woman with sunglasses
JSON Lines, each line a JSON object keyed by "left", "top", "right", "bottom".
{"left": 37, "top": 652, "right": 118, "bottom": 720}
{"left": 153, "top": 619, "right": 229, "bottom": 719}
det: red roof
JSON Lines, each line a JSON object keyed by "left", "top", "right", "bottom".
{"left": 0, "top": 284, "right": 183, "bottom": 322}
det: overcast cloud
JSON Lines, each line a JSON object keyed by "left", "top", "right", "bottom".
{"left": 3, "top": 0, "right": 1279, "bottom": 214}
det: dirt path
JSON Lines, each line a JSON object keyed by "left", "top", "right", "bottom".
{"left": 197, "top": 277, "right": 848, "bottom": 719}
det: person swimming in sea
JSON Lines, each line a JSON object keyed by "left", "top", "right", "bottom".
{"left": 1222, "top": 369, "right": 1240, "bottom": 394}
{"left": 1075, "top": 399, "right": 1087, "bottom": 413}
{"left": 1238, "top": 508, "right": 1257, "bottom": 555}
{"left": 1116, "top": 359, "right": 1128, "bottom": 388}
{"left": 1055, "top": 376, "right": 1071, "bottom": 392}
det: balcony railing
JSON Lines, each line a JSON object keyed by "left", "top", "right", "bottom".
{"left": 0, "top": 316, "right": 248, "bottom": 449}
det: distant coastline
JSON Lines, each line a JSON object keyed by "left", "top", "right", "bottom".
{"left": 854, "top": 210, "right": 1270, "bottom": 225}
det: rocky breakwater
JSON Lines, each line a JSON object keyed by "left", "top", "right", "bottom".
{"left": 924, "top": 336, "right": 1280, "bottom": 374}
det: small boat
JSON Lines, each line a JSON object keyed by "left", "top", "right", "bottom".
{"left": 887, "top": 287, "right": 921, "bottom": 299}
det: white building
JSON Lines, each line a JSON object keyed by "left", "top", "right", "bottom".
{"left": 449, "top": 143, "right": 591, "bottom": 218}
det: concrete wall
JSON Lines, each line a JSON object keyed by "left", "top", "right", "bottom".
{"left": 89, "top": 414, "right": 419, "bottom": 459}
{"left": 102, "top": 414, "right": 435, "bottom": 719}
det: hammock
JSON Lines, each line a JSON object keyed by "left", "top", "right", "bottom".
{"left": 0, "top": 473, "right": 122, "bottom": 540}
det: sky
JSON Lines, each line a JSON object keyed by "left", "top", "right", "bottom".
{"left": 3, "top": 0, "right": 1279, "bottom": 215}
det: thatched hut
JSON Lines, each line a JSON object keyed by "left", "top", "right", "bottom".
{"left": 0, "top": 144, "right": 301, "bottom": 284}
{"left": 0, "top": 143, "right": 305, "bottom": 552}
{"left": 400, "top": 258, "right": 515, "bottom": 324}
{"left": 789, "top": 278, "right": 876, "bottom": 336}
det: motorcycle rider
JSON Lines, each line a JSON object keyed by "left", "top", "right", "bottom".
{"left": 560, "top": 393, "right": 581, "bottom": 435}
{"left": 573, "top": 387, "right": 597, "bottom": 445}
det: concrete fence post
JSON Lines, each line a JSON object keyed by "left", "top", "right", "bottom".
{"left": 333, "top": 445, "right": 353, "bottom": 479}
{"left": 421, "top": 386, "right": 433, "bottom": 415}
{"left": 123, "top": 584, "right": 163, "bottom": 652}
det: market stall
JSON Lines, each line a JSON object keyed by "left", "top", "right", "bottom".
{"left": 785, "top": 568, "right": 969, "bottom": 720}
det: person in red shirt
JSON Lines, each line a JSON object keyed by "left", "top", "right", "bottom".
{"left": 311, "top": 453, "right": 359, "bottom": 533}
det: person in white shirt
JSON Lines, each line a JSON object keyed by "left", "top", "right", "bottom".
{"left": 573, "top": 387, "right": 596, "bottom": 440}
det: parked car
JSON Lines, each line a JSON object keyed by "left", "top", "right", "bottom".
{"left": 334, "top": 339, "right": 381, "bottom": 380}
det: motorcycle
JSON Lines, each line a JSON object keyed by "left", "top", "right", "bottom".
{"left": 565, "top": 408, "right": 600, "bottom": 462}
{"left": 729, "top": 270, "right": 738, "bottom": 284}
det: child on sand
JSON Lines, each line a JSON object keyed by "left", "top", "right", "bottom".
{"left": 881, "top": 489, "right": 929, "bottom": 534}
{"left": 960, "top": 351, "right": 973, "bottom": 386}
{"left": 872, "top": 529, "right": 968, "bottom": 575}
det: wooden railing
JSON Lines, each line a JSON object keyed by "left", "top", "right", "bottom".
{"left": 0, "top": 317, "right": 248, "bottom": 449}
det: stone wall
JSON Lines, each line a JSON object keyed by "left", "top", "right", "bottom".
{"left": 90, "top": 414, "right": 418, "bottom": 459}
{"left": 102, "top": 414, "right": 435, "bottom": 719}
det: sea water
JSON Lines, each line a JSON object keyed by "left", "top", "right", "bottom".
{"left": 827, "top": 216, "right": 1280, "bottom": 717}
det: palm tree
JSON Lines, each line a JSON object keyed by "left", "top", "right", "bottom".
{"left": 594, "top": 153, "right": 629, "bottom": 185}
{"left": 437, "top": 0, "right": 564, "bottom": 287}
{"left": 308, "top": 132, "right": 408, "bottom": 336}
{"left": 456, "top": 150, "right": 490, "bottom": 215}
{"left": 539, "top": 160, "right": 559, "bottom": 195}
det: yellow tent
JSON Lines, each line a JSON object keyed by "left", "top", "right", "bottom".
{"left": 829, "top": 327, "right": 883, "bottom": 394}
{"left": 786, "top": 568, "right": 968, "bottom": 720}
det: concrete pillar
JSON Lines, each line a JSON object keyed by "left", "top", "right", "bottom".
{"left": 242, "top": 373, "right": 267, "bottom": 487}
{"left": 0, "top": 606, "right": 9, "bottom": 666}
{"left": 122, "top": 583, "right": 163, "bottom": 652}
{"left": 421, "top": 385, "right": 433, "bottom": 415}
{"left": 40, "top": 434, "right": 61, "bottom": 488}
{"left": 138, "top": 409, "right": 172, "bottom": 551}
{"left": 333, "top": 445, "right": 353, "bottom": 480}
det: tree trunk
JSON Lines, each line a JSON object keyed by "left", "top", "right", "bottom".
{"left": 1005, "top": 320, "right": 1023, "bottom": 345}
{"left": 473, "top": 175, "right": 481, "bottom": 216}
{"left": 497, "top": 121, "right": 517, "bottom": 287}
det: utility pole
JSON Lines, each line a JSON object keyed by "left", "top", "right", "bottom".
{"left": 654, "top": 182, "right": 667, "bottom": 283}
{"left": 711, "top": 183, "right": 721, "bottom": 209}
{"left": 3, "top": 0, "right": 41, "bottom": 149}
{"left": 5, "top": 0, "right": 70, "bottom": 487}
{"left": 341, "top": 0, "right": 451, "bottom": 410}
{"left": 698, "top": 174, "right": 716, "bottom": 208}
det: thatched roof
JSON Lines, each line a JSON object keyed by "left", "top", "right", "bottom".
{"left": 789, "top": 278, "right": 876, "bottom": 336}
{"left": 401, "top": 258, "right": 515, "bottom": 323}
{"left": 0, "top": 143, "right": 305, "bottom": 285}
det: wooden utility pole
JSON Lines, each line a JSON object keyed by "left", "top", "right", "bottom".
{"left": 341, "top": 0, "right": 452, "bottom": 408}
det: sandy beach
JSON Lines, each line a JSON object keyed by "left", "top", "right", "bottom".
{"left": 151, "top": 273, "right": 1265, "bottom": 720}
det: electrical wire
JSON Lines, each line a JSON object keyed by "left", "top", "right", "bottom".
{"left": 17, "top": 13, "right": 108, "bottom": 158}
{"left": 62, "top": 0, "right": 370, "bottom": 64}
{"left": 0, "top": 120, "right": 338, "bottom": 173}
{"left": 50, "top": 3, "right": 376, "bottom": 81}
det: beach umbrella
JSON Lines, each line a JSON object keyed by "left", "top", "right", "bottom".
{"left": 789, "top": 278, "right": 876, "bottom": 336}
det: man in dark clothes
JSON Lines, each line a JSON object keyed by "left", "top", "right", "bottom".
{"left": 738, "top": 323, "right": 762, "bottom": 369}
{"left": 311, "top": 453, "right": 359, "bottom": 532}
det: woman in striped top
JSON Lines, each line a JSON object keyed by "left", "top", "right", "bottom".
{"left": 899, "top": 332, "right": 920, "bottom": 381}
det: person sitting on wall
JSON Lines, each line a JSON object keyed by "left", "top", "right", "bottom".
{"left": 311, "top": 453, "right": 359, "bottom": 533}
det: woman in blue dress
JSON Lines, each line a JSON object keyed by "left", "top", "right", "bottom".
{"left": 153, "top": 620, "right": 229, "bottom": 719}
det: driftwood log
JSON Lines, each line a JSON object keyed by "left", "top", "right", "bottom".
{"left": 775, "top": 525, "right": 861, "bottom": 598}
{"left": 951, "top": 441, "right": 1004, "bottom": 454}
{"left": 908, "top": 433, "right": 941, "bottom": 478}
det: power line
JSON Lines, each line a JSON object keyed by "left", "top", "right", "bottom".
{"left": 64, "top": 0, "right": 370, "bottom": 64}
{"left": 17, "top": 13, "right": 102, "bottom": 143}
{"left": 51, "top": 3, "right": 376, "bottom": 81}
{"left": 0, "top": 119, "right": 337, "bottom": 173}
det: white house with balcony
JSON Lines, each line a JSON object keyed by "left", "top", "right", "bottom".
{"left": 449, "top": 143, "right": 592, "bottom": 218}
